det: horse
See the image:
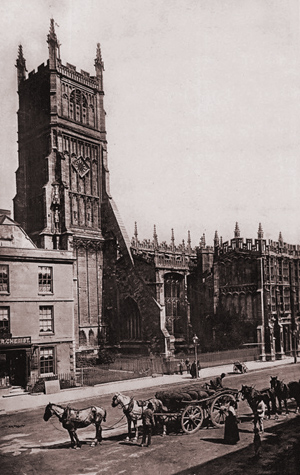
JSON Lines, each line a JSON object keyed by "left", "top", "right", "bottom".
{"left": 287, "top": 380, "right": 300, "bottom": 413}
{"left": 240, "top": 385, "right": 277, "bottom": 426}
{"left": 270, "top": 376, "right": 289, "bottom": 414}
{"left": 111, "top": 393, "right": 167, "bottom": 441}
{"left": 43, "top": 402, "right": 107, "bottom": 449}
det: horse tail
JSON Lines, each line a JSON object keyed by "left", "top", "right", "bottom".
{"left": 103, "top": 409, "right": 107, "bottom": 422}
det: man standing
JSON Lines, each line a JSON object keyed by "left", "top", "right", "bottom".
{"left": 141, "top": 402, "right": 155, "bottom": 447}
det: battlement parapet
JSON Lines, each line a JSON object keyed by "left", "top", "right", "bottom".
{"left": 131, "top": 246, "right": 197, "bottom": 270}
{"left": 28, "top": 62, "right": 47, "bottom": 79}
{"left": 131, "top": 238, "right": 197, "bottom": 256}
{"left": 219, "top": 237, "right": 300, "bottom": 257}
{"left": 57, "top": 61, "right": 99, "bottom": 88}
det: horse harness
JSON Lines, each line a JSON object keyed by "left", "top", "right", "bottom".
{"left": 119, "top": 396, "right": 147, "bottom": 418}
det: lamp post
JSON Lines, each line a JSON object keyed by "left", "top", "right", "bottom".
{"left": 193, "top": 334, "right": 199, "bottom": 379}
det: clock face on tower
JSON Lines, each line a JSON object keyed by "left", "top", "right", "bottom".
{"left": 72, "top": 156, "right": 90, "bottom": 178}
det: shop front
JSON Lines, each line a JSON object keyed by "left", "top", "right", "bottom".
{"left": 0, "top": 337, "right": 32, "bottom": 388}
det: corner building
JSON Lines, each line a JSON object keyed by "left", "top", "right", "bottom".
{"left": 0, "top": 211, "right": 75, "bottom": 388}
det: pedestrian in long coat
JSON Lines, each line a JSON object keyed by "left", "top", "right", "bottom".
{"left": 190, "top": 361, "right": 197, "bottom": 379}
{"left": 224, "top": 401, "right": 240, "bottom": 445}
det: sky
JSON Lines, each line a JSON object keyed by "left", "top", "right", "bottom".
{"left": 0, "top": 0, "right": 299, "bottom": 247}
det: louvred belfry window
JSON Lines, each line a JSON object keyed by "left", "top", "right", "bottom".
{"left": 70, "top": 89, "right": 88, "bottom": 124}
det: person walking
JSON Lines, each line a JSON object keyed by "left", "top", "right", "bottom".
{"left": 140, "top": 402, "right": 155, "bottom": 447}
{"left": 254, "top": 397, "right": 267, "bottom": 433}
{"left": 223, "top": 400, "right": 240, "bottom": 445}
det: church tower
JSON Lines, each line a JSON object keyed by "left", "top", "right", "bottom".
{"left": 14, "top": 20, "right": 115, "bottom": 355}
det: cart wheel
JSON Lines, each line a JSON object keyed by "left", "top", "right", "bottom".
{"left": 181, "top": 405, "right": 204, "bottom": 434}
{"left": 210, "top": 393, "right": 236, "bottom": 428}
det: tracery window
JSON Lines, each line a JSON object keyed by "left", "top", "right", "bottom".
{"left": 62, "top": 94, "right": 68, "bottom": 117}
{"left": 164, "top": 273, "right": 185, "bottom": 334}
{"left": 89, "top": 105, "right": 95, "bottom": 127}
{"left": 122, "top": 298, "right": 141, "bottom": 340}
{"left": 69, "top": 89, "right": 88, "bottom": 125}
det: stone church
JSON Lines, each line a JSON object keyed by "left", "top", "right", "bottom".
{"left": 2, "top": 20, "right": 299, "bottom": 368}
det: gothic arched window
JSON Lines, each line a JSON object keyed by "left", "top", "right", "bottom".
{"left": 89, "top": 329, "right": 95, "bottom": 346}
{"left": 164, "top": 272, "right": 185, "bottom": 335}
{"left": 62, "top": 94, "right": 68, "bottom": 117}
{"left": 89, "top": 105, "right": 95, "bottom": 127}
{"left": 69, "top": 89, "right": 88, "bottom": 124}
{"left": 121, "top": 298, "right": 141, "bottom": 340}
{"left": 79, "top": 330, "right": 87, "bottom": 346}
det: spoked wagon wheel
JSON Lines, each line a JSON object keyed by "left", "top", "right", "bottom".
{"left": 181, "top": 404, "right": 204, "bottom": 434}
{"left": 210, "top": 393, "right": 236, "bottom": 428}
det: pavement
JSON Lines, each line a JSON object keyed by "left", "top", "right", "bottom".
{"left": 0, "top": 356, "right": 296, "bottom": 415}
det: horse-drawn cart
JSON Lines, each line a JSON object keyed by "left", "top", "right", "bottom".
{"left": 155, "top": 385, "right": 239, "bottom": 434}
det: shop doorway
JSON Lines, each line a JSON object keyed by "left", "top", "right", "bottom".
{"left": 6, "top": 351, "right": 28, "bottom": 387}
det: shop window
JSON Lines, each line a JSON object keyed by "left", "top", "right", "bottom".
{"left": 39, "top": 306, "right": 54, "bottom": 333}
{"left": 0, "top": 265, "right": 9, "bottom": 292}
{"left": 38, "top": 266, "right": 53, "bottom": 293}
{"left": 40, "top": 347, "right": 54, "bottom": 375}
{"left": 0, "top": 307, "right": 10, "bottom": 337}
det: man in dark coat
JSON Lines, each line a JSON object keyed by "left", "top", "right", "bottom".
{"left": 140, "top": 402, "right": 155, "bottom": 447}
{"left": 210, "top": 373, "right": 226, "bottom": 390}
{"left": 190, "top": 361, "right": 197, "bottom": 379}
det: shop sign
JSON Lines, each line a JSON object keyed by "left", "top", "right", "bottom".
{"left": 0, "top": 337, "right": 31, "bottom": 345}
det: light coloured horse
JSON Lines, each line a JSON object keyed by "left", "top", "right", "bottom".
{"left": 111, "top": 392, "right": 167, "bottom": 441}
{"left": 43, "top": 402, "right": 107, "bottom": 448}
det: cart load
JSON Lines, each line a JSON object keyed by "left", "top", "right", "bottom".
{"left": 155, "top": 384, "right": 239, "bottom": 434}
{"left": 155, "top": 383, "right": 216, "bottom": 412}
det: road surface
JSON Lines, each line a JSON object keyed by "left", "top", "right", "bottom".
{"left": 1, "top": 363, "right": 300, "bottom": 475}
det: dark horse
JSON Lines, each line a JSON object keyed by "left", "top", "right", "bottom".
{"left": 270, "top": 376, "right": 289, "bottom": 414}
{"left": 111, "top": 393, "right": 167, "bottom": 441}
{"left": 240, "top": 385, "right": 276, "bottom": 423}
{"left": 43, "top": 402, "right": 107, "bottom": 448}
{"left": 287, "top": 380, "right": 300, "bottom": 413}
{"left": 270, "top": 377, "right": 300, "bottom": 414}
